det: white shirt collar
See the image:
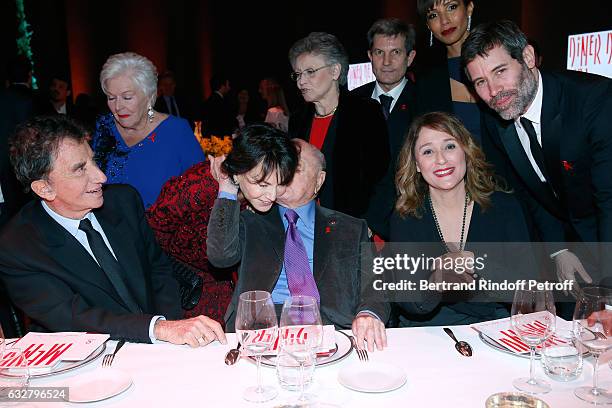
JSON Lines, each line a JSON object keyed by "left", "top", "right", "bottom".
{"left": 41, "top": 201, "right": 92, "bottom": 237}
{"left": 518, "top": 70, "right": 543, "bottom": 125}
{"left": 372, "top": 77, "right": 407, "bottom": 102}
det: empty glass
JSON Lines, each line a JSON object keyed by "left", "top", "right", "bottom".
{"left": 0, "top": 347, "right": 30, "bottom": 400}
{"left": 541, "top": 328, "right": 583, "bottom": 381}
{"left": 279, "top": 295, "right": 323, "bottom": 404}
{"left": 510, "top": 288, "right": 556, "bottom": 394}
{"left": 276, "top": 347, "right": 315, "bottom": 391}
{"left": 0, "top": 323, "right": 4, "bottom": 356}
{"left": 235, "top": 290, "right": 278, "bottom": 403}
{"left": 572, "top": 286, "right": 612, "bottom": 404}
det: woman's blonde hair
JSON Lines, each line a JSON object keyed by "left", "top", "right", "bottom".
{"left": 395, "top": 112, "right": 501, "bottom": 217}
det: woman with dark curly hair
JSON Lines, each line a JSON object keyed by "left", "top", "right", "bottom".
{"left": 391, "top": 112, "right": 530, "bottom": 326}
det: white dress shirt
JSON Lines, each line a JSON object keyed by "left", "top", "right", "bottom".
{"left": 513, "top": 70, "right": 546, "bottom": 182}
{"left": 371, "top": 77, "right": 408, "bottom": 113}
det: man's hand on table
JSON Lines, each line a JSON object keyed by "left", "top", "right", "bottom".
{"left": 154, "top": 315, "right": 227, "bottom": 347}
{"left": 586, "top": 309, "right": 612, "bottom": 336}
{"left": 351, "top": 313, "right": 387, "bottom": 352}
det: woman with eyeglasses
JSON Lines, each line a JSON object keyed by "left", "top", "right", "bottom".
{"left": 288, "top": 32, "right": 390, "bottom": 220}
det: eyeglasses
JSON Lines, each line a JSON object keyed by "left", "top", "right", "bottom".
{"left": 290, "top": 64, "right": 333, "bottom": 82}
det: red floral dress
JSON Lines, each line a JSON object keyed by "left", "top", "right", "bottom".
{"left": 146, "top": 161, "right": 234, "bottom": 325}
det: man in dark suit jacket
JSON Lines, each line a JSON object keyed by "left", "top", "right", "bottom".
{"left": 0, "top": 115, "right": 226, "bottom": 346}
{"left": 352, "top": 18, "right": 417, "bottom": 239}
{"left": 0, "top": 57, "right": 37, "bottom": 229}
{"left": 201, "top": 75, "right": 237, "bottom": 136}
{"left": 40, "top": 75, "right": 74, "bottom": 117}
{"left": 463, "top": 21, "right": 612, "bottom": 286}
{"left": 208, "top": 139, "right": 389, "bottom": 351}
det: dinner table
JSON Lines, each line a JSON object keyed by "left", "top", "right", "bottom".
{"left": 3, "top": 324, "right": 611, "bottom": 407}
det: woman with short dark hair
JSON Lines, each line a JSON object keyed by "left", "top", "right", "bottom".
{"left": 147, "top": 123, "right": 298, "bottom": 324}
{"left": 288, "top": 32, "right": 390, "bottom": 221}
{"left": 415, "top": 0, "right": 483, "bottom": 142}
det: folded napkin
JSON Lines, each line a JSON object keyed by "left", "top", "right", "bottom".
{"left": 241, "top": 325, "right": 336, "bottom": 357}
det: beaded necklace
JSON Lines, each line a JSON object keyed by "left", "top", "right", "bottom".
{"left": 428, "top": 192, "right": 469, "bottom": 252}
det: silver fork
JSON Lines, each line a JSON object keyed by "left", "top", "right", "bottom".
{"left": 102, "top": 339, "right": 125, "bottom": 368}
{"left": 585, "top": 326, "right": 607, "bottom": 340}
{"left": 350, "top": 336, "right": 369, "bottom": 361}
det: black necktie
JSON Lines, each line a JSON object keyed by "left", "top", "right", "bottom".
{"left": 519, "top": 117, "right": 548, "bottom": 179}
{"left": 78, "top": 218, "right": 141, "bottom": 313}
{"left": 379, "top": 95, "right": 393, "bottom": 120}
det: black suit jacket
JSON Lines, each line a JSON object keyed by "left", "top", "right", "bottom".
{"left": 0, "top": 185, "right": 182, "bottom": 342}
{"left": 351, "top": 80, "right": 417, "bottom": 238}
{"left": 481, "top": 71, "right": 612, "bottom": 243}
{"left": 207, "top": 199, "right": 389, "bottom": 332}
{"left": 202, "top": 92, "right": 238, "bottom": 136}
{"left": 288, "top": 91, "right": 390, "bottom": 221}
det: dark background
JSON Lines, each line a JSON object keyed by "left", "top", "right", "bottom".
{"left": 1, "top": 0, "right": 610, "bottom": 114}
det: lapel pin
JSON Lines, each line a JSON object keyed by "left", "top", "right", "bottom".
{"left": 562, "top": 160, "right": 573, "bottom": 171}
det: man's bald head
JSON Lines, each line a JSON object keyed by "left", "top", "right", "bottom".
{"left": 277, "top": 139, "right": 326, "bottom": 208}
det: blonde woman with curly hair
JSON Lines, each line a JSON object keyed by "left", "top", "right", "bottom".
{"left": 390, "top": 112, "right": 530, "bottom": 326}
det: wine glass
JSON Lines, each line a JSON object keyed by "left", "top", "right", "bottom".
{"left": 279, "top": 295, "right": 323, "bottom": 404}
{"left": 510, "top": 288, "right": 556, "bottom": 394}
{"left": 572, "top": 286, "right": 612, "bottom": 404}
{"left": 0, "top": 347, "right": 30, "bottom": 400}
{"left": 235, "top": 290, "right": 278, "bottom": 403}
{"left": 0, "top": 323, "right": 5, "bottom": 356}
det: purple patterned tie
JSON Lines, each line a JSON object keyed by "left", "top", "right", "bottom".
{"left": 284, "top": 209, "right": 320, "bottom": 302}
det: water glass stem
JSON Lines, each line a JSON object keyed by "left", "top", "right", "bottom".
{"left": 528, "top": 345, "right": 536, "bottom": 384}
{"left": 298, "top": 361, "right": 306, "bottom": 401}
{"left": 592, "top": 354, "right": 600, "bottom": 393}
{"left": 255, "top": 354, "right": 263, "bottom": 393}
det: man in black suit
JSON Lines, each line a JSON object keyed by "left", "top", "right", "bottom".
{"left": 0, "top": 57, "right": 35, "bottom": 229}
{"left": 0, "top": 56, "right": 37, "bottom": 337}
{"left": 352, "top": 18, "right": 417, "bottom": 239}
{"left": 40, "top": 74, "right": 73, "bottom": 116}
{"left": 463, "top": 20, "right": 612, "bottom": 286}
{"left": 0, "top": 115, "right": 226, "bottom": 346}
{"left": 208, "top": 139, "right": 389, "bottom": 351}
{"left": 201, "top": 74, "right": 237, "bottom": 136}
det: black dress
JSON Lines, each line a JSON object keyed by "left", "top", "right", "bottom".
{"left": 389, "top": 191, "right": 532, "bottom": 326}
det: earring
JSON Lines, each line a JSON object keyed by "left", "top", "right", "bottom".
{"left": 147, "top": 105, "right": 155, "bottom": 123}
{"left": 467, "top": 15, "right": 472, "bottom": 32}
{"left": 429, "top": 31, "right": 433, "bottom": 47}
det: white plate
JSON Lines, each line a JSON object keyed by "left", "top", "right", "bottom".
{"left": 338, "top": 361, "right": 407, "bottom": 393}
{"left": 64, "top": 368, "right": 132, "bottom": 403}
{"left": 258, "top": 330, "right": 353, "bottom": 367}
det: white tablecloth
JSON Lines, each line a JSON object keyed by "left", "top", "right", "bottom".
{"left": 8, "top": 325, "right": 612, "bottom": 407}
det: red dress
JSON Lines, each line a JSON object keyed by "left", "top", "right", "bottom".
{"left": 146, "top": 161, "right": 234, "bottom": 325}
